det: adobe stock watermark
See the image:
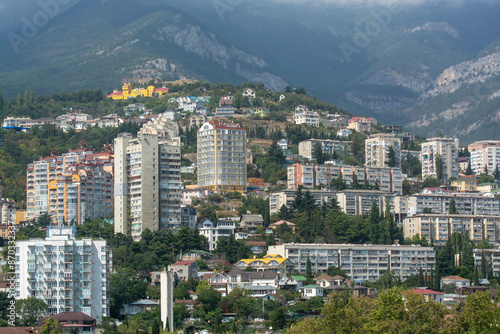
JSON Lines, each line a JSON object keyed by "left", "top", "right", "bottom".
{"left": 6, "top": 221, "right": 18, "bottom": 326}
{"left": 213, "top": 0, "right": 243, "bottom": 22}
{"left": 339, "top": 1, "right": 402, "bottom": 64}
{"left": 7, "top": 0, "right": 81, "bottom": 54}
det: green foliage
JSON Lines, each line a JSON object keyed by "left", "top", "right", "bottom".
{"left": 270, "top": 307, "right": 287, "bottom": 330}
{"left": 39, "top": 318, "right": 63, "bottom": 334}
{"left": 212, "top": 234, "right": 252, "bottom": 263}
{"left": 196, "top": 281, "right": 221, "bottom": 314}
{"left": 110, "top": 268, "right": 148, "bottom": 318}
{"left": 15, "top": 298, "right": 48, "bottom": 326}
{"left": 449, "top": 198, "right": 458, "bottom": 214}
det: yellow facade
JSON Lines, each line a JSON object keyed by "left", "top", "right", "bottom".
{"left": 451, "top": 179, "right": 477, "bottom": 192}
{"left": 108, "top": 83, "right": 156, "bottom": 100}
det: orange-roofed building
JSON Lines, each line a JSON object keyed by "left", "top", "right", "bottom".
{"left": 270, "top": 220, "right": 296, "bottom": 232}
{"left": 154, "top": 87, "right": 169, "bottom": 96}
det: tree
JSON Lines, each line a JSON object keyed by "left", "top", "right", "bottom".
{"left": 369, "top": 201, "right": 380, "bottom": 244}
{"left": 312, "top": 142, "right": 325, "bottom": 164}
{"left": 306, "top": 256, "right": 312, "bottom": 279}
{"left": 196, "top": 281, "right": 221, "bottom": 313}
{"left": 151, "top": 317, "right": 161, "bottom": 334}
{"left": 270, "top": 307, "right": 287, "bottom": 330}
{"left": 448, "top": 291, "right": 500, "bottom": 332}
{"left": 387, "top": 145, "right": 396, "bottom": 167}
{"left": 15, "top": 298, "right": 48, "bottom": 326}
{"left": 448, "top": 198, "right": 458, "bottom": 214}
{"left": 435, "top": 153, "right": 443, "bottom": 182}
{"left": 266, "top": 233, "right": 276, "bottom": 246}
{"left": 465, "top": 162, "right": 474, "bottom": 175}
{"left": 39, "top": 318, "right": 63, "bottom": 334}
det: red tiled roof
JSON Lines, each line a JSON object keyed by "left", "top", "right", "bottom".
{"left": 443, "top": 275, "right": 470, "bottom": 281}
{"left": 410, "top": 288, "right": 444, "bottom": 295}
{"left": 107, "top": 92, "right": 123, "bottom": 97}
{"left": 1, "top": 327, "right": 42, "bottom": 334}
{"left": 245, "top": 241, "right": 266, "bottom": 247}
{"left": 203, "top": 273, "right": 215, "bottom": 280}
{"left": 174, "top": 299, "right": 198, "bottom": 305}
{"left": 154, "top": 87, "right": 169, "bottom": 92}
{"left": 172, "top": 260, "right": 196, "bottom": 266}
{"left": 270, "top": 220, "right": 295, "bottom": 227}
{"left": 51, "top": 312, "right": 96, "bottom": 322}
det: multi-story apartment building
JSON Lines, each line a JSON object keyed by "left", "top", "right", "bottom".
{"left": 474, "top": 248, "right": 500, "bottom": 277}
{"left": 114, "top": 133, "right": 181, "bottom": 240}
{"left": 268, "top": 188, "right": 392, "bottom": 216}
{"left": 294, "top": 110, "right": 320, "bottom": 127}
{"left": 26, "top": 141, "right": 113, "bottom": 223}
{"left": 421, "top": 137, "right": 459, "bottom": 182}
{"left": 336, "top": 190, "right": 395, "bottom": 216}
{"left": 268, "top": 243, "right": 436, "bottom": 282}
{"left": 468, "top": 140, "right": 500, "bottom": 175}
{"left": 298, "top": 139, "right": 350, "bottom": 159}
{"left": 269, "top": 189, "right": 337, "bottom": 215}
{"left": 15, "top": 226, "right": 111, "bottom": 321}
{"left": 394, "top": 193, "right": 500, "bottom": 220}
{"left": 403, "top": 214, "right": 500, "bottom": 244}
{"left": 0, "top": 198, "right": 16, "bottom": 224}
{"left": 188, "top": 113, "right": 207, "bottom": 129}
{"left": 197, "top": 121, "right": 246, "bottom": 193}
{"left": 287, "top": 163, "right": 402, "bottom": 194}
{"left": 198, "top": 219, "right": 236, "bottom": 251}
{"left": 347, "top": 117, "right": 374, "bottom": 133}
{"left": 138, "top": 113, "right": 179, "bottom": 140}
{"left": 365, "top": 133, "right": 402, "bottom": 168}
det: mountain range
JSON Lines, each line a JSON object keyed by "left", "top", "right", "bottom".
{"left": 1, "top": 0, "right": 500, "bottom": 143}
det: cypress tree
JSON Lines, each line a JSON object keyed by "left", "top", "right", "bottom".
{"left": 480, "top": 250, "right": 487, "bottom": 279}
{"left": 306, "top": 256, "right": 312, "bottom": 279}
{"left": 369, "top": 201, "right": 380, "bottom": 244}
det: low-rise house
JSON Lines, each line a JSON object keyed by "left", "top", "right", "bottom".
{"left": 182, "top": 187, "right": 210, "bottom": 206}
{"left": 168, "top": 260, "right": 199, "bottom": 282}
{"left": 337, "top": 128, "right": 352, "bottom": 138}
{"left": 245, "top": 241, "right": 267, "bottom": 254}
{"left": 227, "top": 268, "right": 279, "bottom": 296}
{"left": 269, "top": 220, "right": 296, "bottom": 233}
{"left": 278, "top": 275, "right": 307, "bottom": 292}
{"left": 243, "top": 88, "right": 256, "bottom": 99}
{"left": 324, "top": 284, "right": 370, "bottom": 298}
{"left": 198, "top": 219, "right": 235, "bottom": 251}
{"left": 206, "top": 272, "right": 229, "bottom": 296}
{"left": 300, "top": 285, "right": 324, "bottom": 298}
{"left": 174, "top": 299, "right": 198, "bottom": 311}
{"left": 120, "top": 299, "right": 159, "bottom": 316}
{"left": 441, "top": 276, "right": 471, "bottom": 289}
{"left": 47, "top": 312, "right": 97, "bottom": 334}
{"left": 314, "top": 274, "right": 334, "bottom": 287}
{"left": 240, "top": 214, "right": 264, "bottom": 230}
{"left": 278, "top": 139, "right": 288, "bottom": 150}
{"left": 408, "top": 288, "right": 444, "bottom": 303}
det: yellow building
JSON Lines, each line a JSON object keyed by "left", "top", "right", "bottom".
{"left": 197, "top": 120, "right": 247, "bottom": 193}
{"left": 108, "top": 83, "right": 168, "bottom": 100}
{"left": 233, "top": 255, "right": 293, "bottom": 276}
{"left": 450, "top": 178, "right": 477, "bottom": 192}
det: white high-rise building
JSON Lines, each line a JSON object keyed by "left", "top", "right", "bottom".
{"left": 197, "top": 120, "right": 246, "bottom": 193}
{"left": 421, "top": 137, "right": 459, "bottom": 182}
{"left": 114, "top": 133, "right": 181, "bottom": 240}
{"left": 15, "top": 226, "right": 111, "bottom": 321}
{"left": 365, "top": 133, "right": 402, "bottom": 168}
{"left": 468, "top": 140, "right": 500, "bottom": 175}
